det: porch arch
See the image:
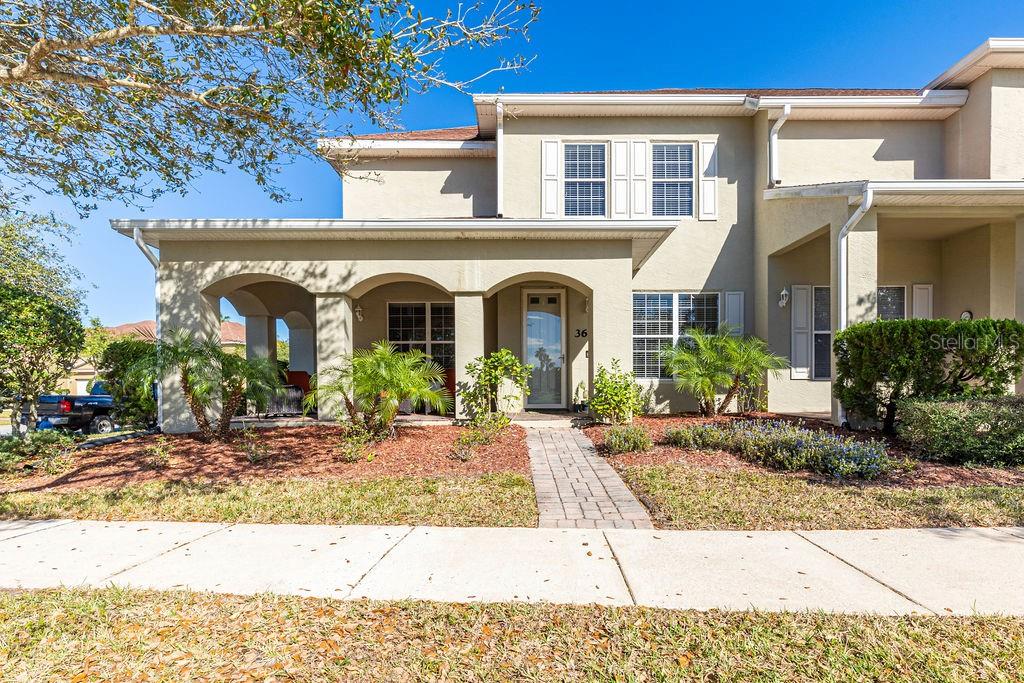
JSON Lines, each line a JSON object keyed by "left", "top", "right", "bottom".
{"left": 346, "top": 272, "right": 451, "bottom": 299}
{"left": 483, "top": 271, "right": 593, "bottom": 298}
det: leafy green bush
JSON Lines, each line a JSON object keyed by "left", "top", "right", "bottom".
{"left": 461, "top": 348, "right": 531, "bottom": 420}
{"left": 664, "top": 423, "right": 733, "bottom": 451}
{"left": 98, "top": 337, "right": 157, "bottom": 428}
{"left": 897, "top": 396, "right": 1024, "bottom": 466}
{"left": 834, "top": 319, "right": 1024, "bottom": 433}
{"left": 604, "top": 424, "right": 653, "bottom": 454}
{"left": 590, "top": 360, "right": 643, "bottom": 425}
{"left": 0, "top": 430, "right": 77, "bottom": 474}
{"left": 665, "top": 420, "right": 892, "bottom": 479}
{"left": 238, "top": 426, "right": 271, "bottom": 465}
{"left": 143, "top": 435, "right": 173, "bottom": 469}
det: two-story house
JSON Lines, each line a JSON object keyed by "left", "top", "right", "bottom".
{"left": 115, "top": 38, "right": 1024, "bottom": 433}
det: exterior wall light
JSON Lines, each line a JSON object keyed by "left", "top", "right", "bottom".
{"left": 354, "top": 303, "right": 364, "bottom": 322}
{"left": 778, "top": 288, "right": 790, "bottom": 308}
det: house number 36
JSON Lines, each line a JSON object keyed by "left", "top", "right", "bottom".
{"left": 574, "top": 328, "right": 588, "bottom": 338}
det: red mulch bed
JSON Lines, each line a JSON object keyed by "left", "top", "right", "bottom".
{"left": 583, "top": 414, "right": 1024, "bottom": 490}
{"left": 3, "top": 425, "right": 530, "bottom": 494}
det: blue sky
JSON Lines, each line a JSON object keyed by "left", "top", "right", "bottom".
{"left": 37, "top": 0, "right": 1024, "bottom": 338}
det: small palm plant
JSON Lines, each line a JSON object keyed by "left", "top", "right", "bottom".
{"left": 305, "top": 340, "right": 452, "bottom": 440}
{"left": 135, "top": 329, "right": 282, "bottom": 440}
{"left": 660, "top": 327, "right": 788, "bottom": 416}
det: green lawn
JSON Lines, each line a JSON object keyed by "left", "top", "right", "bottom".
{"left": 1, "top": 588, "right": 1021, "bottom": 681}
{"left": 621, "top": 463, "right": 1024, "bottom": 530}
{"left": 0, "top": 474, "right": 537, "bottom": 527}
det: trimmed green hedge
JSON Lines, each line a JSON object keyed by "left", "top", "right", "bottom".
{"left": 833, "top": 319, "right": 1024, "bottom": 432}
{"left": 897, "top": 396, "right": 1024, "bottom": 466}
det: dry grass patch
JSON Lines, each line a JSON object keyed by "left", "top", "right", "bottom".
{"left": 623, "top": 463, "right": 1024, "bottom": 530}
{"left": 0, "top": 474, "right": 537, "bottom": 528}
{"left": 2, "top": 588, "right": 1022, "bottom": 682}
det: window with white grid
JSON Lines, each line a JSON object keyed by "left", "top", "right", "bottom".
{"left": 564, "top": 143, "right": 606, "bottom": 217}
{"left": 652, "top": 143, "right": 694, "bottom": 217}
{"left": 633, "top": 292, "right": 720, "bottom": 378}
{"left": 387, "top": 302, "right": 455, "bottom": 369}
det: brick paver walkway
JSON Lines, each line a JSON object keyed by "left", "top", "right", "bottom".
{"left": 525, "top": 425, "right": 654, "bottom": 529}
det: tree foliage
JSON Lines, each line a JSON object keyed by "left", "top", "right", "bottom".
{"left": 660, "top": 327, "right": 789, "bottom": 417}
{"left": 305, "top": 340, "right": 451, "bottom": 440}
{"left": 833, "top": 318, "right": 1024, "bottom": 433}
{"left": 0, "top": 210, "right": 83, "bottom": 307}
{"left": 460, "top": 348, "right": 531, "bottom": 421}
{"left": 97, "top": 337, "right": 157, "bottom": 428}
{"left": 0, "top": 0, "right": 539, "bottom": 214}
{"left": 82, "top": 317, "right": 115, "bottom": 373}
{"left": 0, "top": 283, "right": 84, "bottom": 434}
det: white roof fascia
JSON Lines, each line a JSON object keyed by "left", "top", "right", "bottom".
{"left": 925, "top": 37, "right": 1024, "bottom": 90}
{"left": 317, "top": 138, "right": 495, "bottom": 157}
{"left": 473, "top": 93, "right": 749, "bottom": 106}
{"left": 764, "top": 179, "right": 1024, "bottom": 201}
{"left": 756, "top": 90, "right": 967, "bottom": 110}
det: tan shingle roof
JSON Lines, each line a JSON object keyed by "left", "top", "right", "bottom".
{"left": 353, "top": 125, "right": 482, "bottom": 141}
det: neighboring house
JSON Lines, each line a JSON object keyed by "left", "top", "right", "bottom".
{"left": 114, "top": 38, "right": 1024, "bottom": 433}
{"left": 54, "top": 320, "right": 246, "bottom": 394}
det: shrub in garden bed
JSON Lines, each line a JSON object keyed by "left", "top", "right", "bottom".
{"left": 604, "top": 425, "right": 653, "bottom": 454}
{"left": 665, "top": 420, "right": 892, "bottom": 479}
{"left": 898, "top": 397, "right": 1024, "bottom": 466}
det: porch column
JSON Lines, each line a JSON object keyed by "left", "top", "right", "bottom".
{"left": 454, "top": 293, "right": 485, "bottom": 418}
{"left": 589, "top": 282, "right": 634, "bottom": 384}
{"left": 158, "top": 273, "right": 221, "bottom": 434}
{"left": 288, "top": 327, "right": 316, "bottom": 374}
{"left": 315, "top": 294, "right": 353, "bottom": 421}
{"left": 1017, "top": 217, "right": 1024, "bottom": 393}
{"left": 245, "top": 315, "right": 277, "bottom": 362}
{"left": 830, "top": 208, "right": 878, "bottom": 422}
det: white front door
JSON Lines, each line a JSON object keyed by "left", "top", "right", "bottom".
{"left": 523, "top": 289, "right": 566, "bottom": 408}
{"left": 912, "top": 284, "right": 934, "bottom": 319}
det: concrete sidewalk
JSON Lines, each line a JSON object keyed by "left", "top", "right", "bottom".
{"left": 1, "top": 519, "right": 1022, "bottom": 615}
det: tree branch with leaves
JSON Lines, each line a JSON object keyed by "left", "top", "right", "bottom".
{"left": 0, "top": 0, "right": 539, "bottom": 215}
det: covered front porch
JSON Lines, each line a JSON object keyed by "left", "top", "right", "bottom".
{"left": 761, "top": 181, "right": 1024, "bottom": 421}
{"left": 115, "top": 218, "right": 674, "bottom": 433}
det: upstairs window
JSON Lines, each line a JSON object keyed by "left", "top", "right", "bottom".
{"left": 564, "top": 143, "right": 606, "bottom": 217}
{"left": 652, "top": 143, "right": 695, "bottom": 217}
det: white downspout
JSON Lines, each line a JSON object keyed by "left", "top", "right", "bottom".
{"left": 133, "top": 227, "right": 163, "bottom": 429}
{"left": 836, "top": 186, "right": 874, "bottom": 424}
{"left": 495, "top": 100, "right": 504, "bottom": 218}
{"left": 769, "top": 104, "right": 791, "bottom": 186}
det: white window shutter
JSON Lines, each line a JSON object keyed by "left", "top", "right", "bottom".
{"left": 611, "top": 140, "right": 630, "bottom": 218}
{"left": 541, "top": 139, "right": 559, "bottom": 218}
{"left": 630, "top": 140, "right": 648, "bottom": 217}
{"left": 698, "top": 140, "right": 719, "bottom": 221}
{"left": 723, "top": 291, "right": 744, "bottom": 335}
{"left": 790, "top": 285, "right": 812, "bottom": 380}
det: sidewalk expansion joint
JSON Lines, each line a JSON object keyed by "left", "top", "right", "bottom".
{"left": 792, "top": 530, "right": 936, "bottom": 615}
{"left": 342, "top": 525, "right": 416, "bottom": 598}
{"left": 601, "top": 530, "right": 637, "bottom": 606}
{"left": 100, "top": 522, "right": 237, "bottom": 583}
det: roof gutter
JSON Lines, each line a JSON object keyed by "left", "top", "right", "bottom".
{"left": 768, "top": 104, "right": 791, "bottom": 186}
{"left": 495, "top": 100, "right": 504, "bottom": 218}
{"left": 836, "top": 186, "right": 874, "bottom": 425}
{"left": 133, "top": 227, "right": 160, "bottom": 269}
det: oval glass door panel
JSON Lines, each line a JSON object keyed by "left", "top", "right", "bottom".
{"left": 525, "top": 292, "right": 564, "bottom": 407}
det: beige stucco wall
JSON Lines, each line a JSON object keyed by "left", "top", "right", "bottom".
{"left": 778, "top": 120, "right": 945, "bottom": 186}
{"left": 941, "top": 225, "right": 992, "bottom": 318}
{"left": 945, "top": 71, "right": 993, "bottom": 179}
{"left": 990, "top": 70, "right": 1024, "bottom": 179}
{"left": 341, "top": 157, "right": 496, "bottom": 219}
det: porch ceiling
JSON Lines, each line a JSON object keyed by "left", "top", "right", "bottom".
{"left": 111, "top": 218, "right": 676, "bottom": 272}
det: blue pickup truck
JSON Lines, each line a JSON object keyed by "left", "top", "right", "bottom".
{"left": 22, "top": 383, "right": 116, "bottom": 435}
